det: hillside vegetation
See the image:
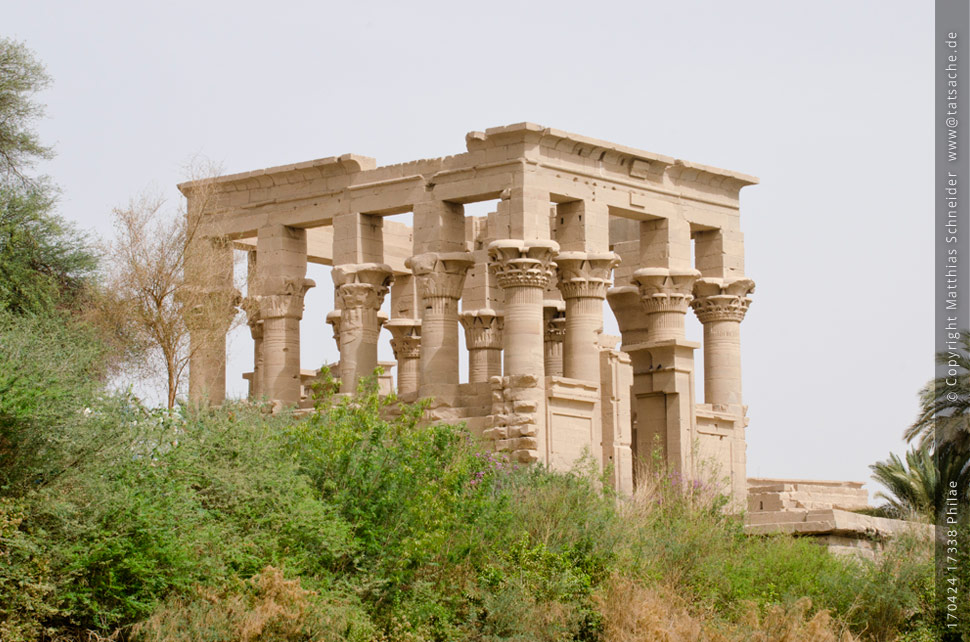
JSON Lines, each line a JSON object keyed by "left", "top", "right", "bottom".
{"left": 0, "top": 323, "right": 948, "bottom": 641}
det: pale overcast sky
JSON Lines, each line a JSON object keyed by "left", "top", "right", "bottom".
{"left": 7, "top": 1, "right": 932, "bottom": 490}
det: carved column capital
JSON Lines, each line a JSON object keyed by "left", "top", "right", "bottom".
{"left": 543, "top": 304, "right": 566, "bottom": 343}
{"left": 245, "top": 277, "right": 315, "bottom": 321}
{"left": 333, "top": 263, "right": 393, "bottom": 311}
{"left": 181, "top": 285, "right": 242, "bottom": 332}
{"left": 488, "top": 240, "right": 559, "bottom": 290}
{"left": 690, "top": 278, "right": 755, "bottom": 323}
{"left": 459, "top": 309, "right": 504, "bottom": 350}
{"left": 406, "top": 252, "right": 474, "bottom": 301}
{"left": 385, "top": 318, "right": 422, "bottom": 359}
{"left": 336, "top": 282, "right": 387, "bottom": 310}
{"left": 240, "top": 294, "right": 264, "bottom": 339}
{"left": 632, "top": 268, "right": 700, "bottom": 315}
{"left": 555, "top": 251, "right": 620, "bottom": 300}
{"left": 326, "top": 309, "right": 341, "bottom": 338}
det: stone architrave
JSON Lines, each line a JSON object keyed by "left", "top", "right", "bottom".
{"left": 543, "top": 302, "right": 565, "bottom": 377}
{"left": 255, "top": 277, "right": 315, "bottom": 405}
{"left": 690, "top": 278, "right": 755, "bottom": 408}
{"left": 556, "top": 251, "right": 619, "bottom": 381}
{"left": 459, "top": 309, "right": 503, "bottom": 383}
{"left": 385, "top": 318, "right": 422, "bottom": 395}
{"left": 406, "top": 252, "right": 474, "bottom": 395}
{"left": 332, "top": 263, "right": 393, "bottom": 393}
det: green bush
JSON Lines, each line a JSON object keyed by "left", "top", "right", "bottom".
{"left": 0, "top": 311, "right": 107, "bottom": 495}
{"left": 1, "top": 398, "right": 358, "bottom": 637}
{"left": 0, "top": 367, "right": 942, "bottom": 640}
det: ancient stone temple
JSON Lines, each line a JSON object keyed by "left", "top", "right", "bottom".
{"left": 179, "top": 123, "right": 757, "bottom": 503}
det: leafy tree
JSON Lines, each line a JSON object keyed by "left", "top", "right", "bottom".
{"left": 0, "top": 38, "right": 96, "bottom": 314}
{"left": 906, "top": 333, "right": 970, "bottom": 455}
{"left": 869, "top": 445, "right": 940, "bottom": 520}
{"left": 0, "top": 37, "right": 52, "bottom": 184}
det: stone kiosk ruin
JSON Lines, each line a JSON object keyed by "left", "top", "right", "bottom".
{"left": 179, "top": 123, "right": 757, "bottom": 504}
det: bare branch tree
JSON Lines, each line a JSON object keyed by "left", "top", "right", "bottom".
{"left": 100, "top": 168, "right": 241, "bottom": 407}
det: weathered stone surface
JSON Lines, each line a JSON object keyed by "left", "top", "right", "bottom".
{"left": 744, "top": 507, "right": 933, "bottom": 560}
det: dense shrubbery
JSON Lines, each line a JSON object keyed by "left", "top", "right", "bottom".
{"left": 0, "top": 343, "right": 948, "bottom": 640}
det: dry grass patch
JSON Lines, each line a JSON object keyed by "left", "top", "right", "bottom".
{"left": 596, "top": 575, "right": 857, "bottom": 642}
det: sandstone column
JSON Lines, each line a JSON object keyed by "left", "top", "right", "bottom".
{"left": 459, "top": 310, "right": 503, "bottom": 383}
{"left": 487, "top": 239, "right": 559, "bottom": 463}
{"left": 242, "top": 299, "right": 264, "bottom": 398}
{"left": 241, "top": 250, "right": 263, "bottom": 398}
{"left": 185, "top": 235, "right": 238, "bottom": 405}
{"left": 332, "top": 263, "right": 393, "bottom": 394}
{"left": 259, "top": 283, "right": 314, "bottom": 404}
{"left": 556, "top": 252, "right": 619, "bottom": 381}
{"left": 606, "top": 285, "right": 650, "bottom": 466}
{"left": 253, "top": 225, "right": 313, "bottom": 406}
{"left": 606, "top": 286, "right": 651, "bottom": 374}
{"left": 406, "top": 252, "right": 474, "bottom": 399}
{"left": 385, "top": 318, "right": 421, "bottom": 395}
{"left": 489, "top": 240, "right": 559, "bottom": 376}
{"left": 633, "top": 268, "right": 700, "bottom": 343}
{"left": 543, "top": 302, "right": 565, "bottom": 377}
{"left": 326, "top": 310, "right": 341, "bottom": 380}
{"left": 631, "top": 267, "right": 700, "bottom": 472}
{"left": 690, "top": 278, "right": 754, "bottom": 407}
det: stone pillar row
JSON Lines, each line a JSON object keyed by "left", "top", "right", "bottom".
{"left": 606, "top": 267, "right": 754, "bottom": 479}
{"left": 240, "top": 244, "right": 753, "bottom": 427}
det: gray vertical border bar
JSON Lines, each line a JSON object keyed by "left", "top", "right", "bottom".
{"left": 937, "top": 0, "right": 969, "bottom": 637}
